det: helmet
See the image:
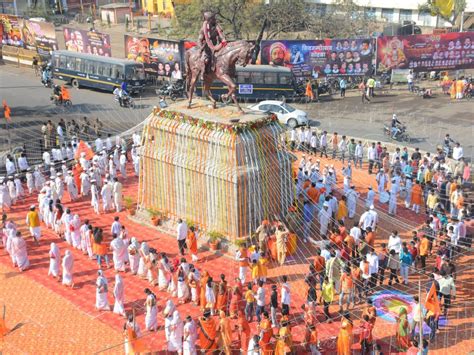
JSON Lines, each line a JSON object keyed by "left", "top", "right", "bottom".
{"left": 203, "top": 11, "right": 216, "bottom": 21}
{"left": 392, "top": 114, "right": 397, "bottom": 120}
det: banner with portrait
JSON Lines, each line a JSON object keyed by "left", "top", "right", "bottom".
{"left": 124, "top": 35, "right": 184, "bottom": 79}
{"left": 22, "top": 19, "right": 58, "bottom": 56}
{"left": 259, "top": 38, "right": 374, "bottom": 78}
{"left": 64, "top": 27, "right": 112, "bottom": 56}
{"left": 376, "top": 32, "right": 474, "bottom": 73}
{"left": 0, "top": 15, "right": 58, "bottom": 56}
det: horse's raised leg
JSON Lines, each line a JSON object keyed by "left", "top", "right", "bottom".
{"left": 203, "top": 78, "right": 217, "bottom": 109}
{"left": 219, "top": 74, "right": 243, "bottom": 113}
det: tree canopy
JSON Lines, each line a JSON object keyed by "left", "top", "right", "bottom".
{"left": 171, "top": 0, "right": 376, "bottom": 41}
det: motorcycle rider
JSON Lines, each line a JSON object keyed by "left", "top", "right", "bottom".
{"left": 42, "top": 64, "right": 52, "bottom": 86}
{"left": 113, "top": 86, "right": 129, "bottom": 107}
{"left": 391, "top": 114, "right": 403, "bottom": 139}
{"left": 61, "top": 85, "right": 70, "bottom": 104}
{"left": 52, "top": 84, "right": 62, "bottom": 102}
{"left": 443, "top": 134, "right": 454, "bottom": 157}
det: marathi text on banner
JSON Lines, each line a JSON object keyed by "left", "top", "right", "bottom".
{"left": 377, "top": 32, "right": 474, "bottom": 73}
{"left": 259, "top": 38, "right": 374, "bottom": 78}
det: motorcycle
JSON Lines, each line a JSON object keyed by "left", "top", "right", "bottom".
{"left": 383, "top": 124, "right": 411, "bottom": 143}
{"left": 41, "top": 77, "right": 53, "bottom": 88}
{"left": 50, "top": 94, "right": 72, "bottom": 106}
{"left": 114, "top": 93, "right": 135, "bottom": 108}
{"left": 156, "top": 79, "right": 186, "bottom": 101}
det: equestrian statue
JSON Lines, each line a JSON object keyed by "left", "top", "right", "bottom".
{"left": 185, "top": 12, "right": 266, "bottom": 113}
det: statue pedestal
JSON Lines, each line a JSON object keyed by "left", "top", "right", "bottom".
{"left": 138, "top": 99, "right": 293, "bottom": 241}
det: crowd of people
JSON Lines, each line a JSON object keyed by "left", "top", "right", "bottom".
{"left": 0, "top": 111, "right": 471, "bottom": 354}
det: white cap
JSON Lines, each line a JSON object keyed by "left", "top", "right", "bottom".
{"left": 370, "top": 205, "right": 375, "bottom": 210}
{"left": 323, "top": 202, "right": 329, "bottom": 207}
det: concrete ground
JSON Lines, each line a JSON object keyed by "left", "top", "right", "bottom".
{"left": 1, "top": 63, "right": 473, "bottom": 166}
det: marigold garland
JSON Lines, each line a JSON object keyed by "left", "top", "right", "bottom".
{"left": 155, "top": 108, "right": 280, "bottom": 134}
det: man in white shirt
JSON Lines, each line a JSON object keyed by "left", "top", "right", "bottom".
{"left": 319, "top": 131, "right": 328, "bottom": 158}
{"left": 5, "top": 156, "right": 16, "bottom": 176}
{"left": 112, "top": 177, "right": 123, "bottom": 212}
{"left": 367, "top": 142, "right": 376, "bottom": 174}
{"left": 280, "top": 275, "right": 291, "bottom": 314}
{"left": 289, "top": 128, "right": 297, "bottom": 150}
{"left": 57, "top": 124, "right": 64, "bottom": 146}
{"left": 18, "top": 153, "right": 29, "bottom": 172}
{"left": 176, "top": 218, "right": 188, "bottom": 256}
{"left": 111, "top": 216, "right": 122, "bottom": 236}
{"left": 366, "top": 249, "right": 379, "bottom": 290}
{"left": 350, "top": 222, "right": 362, "bottom": 247}
{"left": 95, "top": 135, "right": 104, "bottom": 152}
{"left": 406, "top": 71, "right": 414, "bottom": 92}
{"left": 355, "top": 141, "right": 363, "bottom": 169}
{"left": 298, "top": 127, "right": 306, "bottom": 151}
{"left": 338, "top": 135, "right": 348, "bottom": 163}
{"left": 452, "top": 143, "right": 463, "bottom": 161}
{"left": 255, "top": 280, "right": 266, "bottom": 322}
{"left": 42, "top": 151, "right": 51, "bottom": 169}
{"left": 388, "top": 231, "right": 401, "bottom": 254}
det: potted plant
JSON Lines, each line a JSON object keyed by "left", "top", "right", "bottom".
{"left": 234, "top": 238, "right": 247, "bottom": 249}
{"left": 208, "top": 231, "right": 223, "bottom": 251}
{"left": 124, "top": 196, "right": 136, "bottom": 215}
{"left": 147, "top": 208, "right": 162, "bottom": 226}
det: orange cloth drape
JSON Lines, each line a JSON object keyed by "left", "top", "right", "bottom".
{"left": 187, "top": 231, "right": 198, "bottom": 255}
{"left": 238, "top": 314, "right": 251, "bottom": 352}
{"left": 412, "top": 184, "right": 423, "bottom": 205}
{"left": 198, "top": 317, "right": 218, "bottom": 353}
{"left": 259, "top": 318, "right": 273, "bottom": 354}
{"left": 336, "top": 318, "right": 353, "bottom": 355}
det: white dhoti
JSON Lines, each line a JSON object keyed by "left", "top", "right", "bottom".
{"left": 30, "top": 226, "right": 41, "bottom": 241}
{"left": 113, "top": 293, "right": 125, "bottom": 316}
{"left": 145, "top": 305, "right": 158, "bottom": 331}
{"left": 49, "top": 257, "right": 60, "bottom": 277}
{"left": 62, "top": 268, "right": 73, "bottom": 285}
{"left": 177, "top": 279, "right": 190, "bottom": 301}
{"left": 129, "top": 254, "right": 139, "bottom": 274}
{"left": 72, "top": 230, "right": 81, "bottom": 249}
{"left": 137, "top": 257, "right": 147, "bottom": 278}
{"left": 96, "top": 291, "right": 110, "bottom": 310}
{"left": 239, "top": 266, "right": 247, "bottom": 285}
{"left": 158, "top": 269, "right": 169, "bottom": 289}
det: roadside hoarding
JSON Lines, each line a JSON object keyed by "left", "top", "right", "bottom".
{"left": 0, "top": 15, "right": 58, "bottom": 56}
{"left": 63, "top": 27, "right": 112, "bottom": 56}
{"left": 376, "top": 32, "right": 474, "bottom": 73}
{"left": 259, "top": 38, "right": 374, "bottom": 78}
{"left": 124, "top": 35, "right": 184, "bottom": 79}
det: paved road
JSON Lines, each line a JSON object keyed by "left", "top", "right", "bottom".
{"left": 1, "top": 62, "right": 473, "bottom": 166}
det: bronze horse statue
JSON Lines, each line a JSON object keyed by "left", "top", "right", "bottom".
{"left": 185, "top": 40, "right": 255, "bottom": 112}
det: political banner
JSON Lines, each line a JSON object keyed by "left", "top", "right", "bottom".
{"left": 0, "top": 15, "right": 58, "bottom": 56}
{"left": 259, "top": 38, "right": 374, "bottom": 78}
{"left": 22, "top": 19, "right": 58, "bottom": 56}
{"left": 376, "top": 32, "right": 474, "bottom": 73}
{"left": 124, "top": 35, "right": 184, "bottom": 79}
{"left": 0, "top": 14, "right": 23, "bottom": 47}
{"left": 64, "top": 27, "right": 112, "bottom": 56}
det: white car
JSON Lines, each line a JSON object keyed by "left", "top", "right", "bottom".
{"left": 248, "top": 100, "right": 308, "bottom": 128}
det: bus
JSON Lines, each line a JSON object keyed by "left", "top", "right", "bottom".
{"left": 51, "top": 50, "right": 146, "bottom": 94}
{"left": 196, "top": 65, "right": 298, "bottom": 101}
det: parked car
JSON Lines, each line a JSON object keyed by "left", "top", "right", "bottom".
{"left": 248, "top": 100, "right": 308, "bottom": 128}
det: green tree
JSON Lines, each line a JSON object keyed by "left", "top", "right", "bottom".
{"left": 418, "top": 0, "right": 466, "bottom": 26}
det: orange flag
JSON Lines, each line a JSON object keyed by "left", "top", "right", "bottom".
{"left": 425, "top": 282, "right": 441, "bottom": 318}
{"left": 74, "top": 140, "right": 95, "bottom": 161}
{"left": 2, "top": 100, "right": 11, "bottom": 122}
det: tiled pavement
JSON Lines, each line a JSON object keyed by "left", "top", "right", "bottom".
{"left": 0, "top": 160, "right": 472, "bottom": 354}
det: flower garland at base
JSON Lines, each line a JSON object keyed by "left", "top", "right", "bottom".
{"left": 152, "top": 107, "right": 280, "bottom": 134}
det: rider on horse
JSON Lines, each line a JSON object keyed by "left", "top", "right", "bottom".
{"left": 199, "top": 11, "right": 227, "bottom": 76}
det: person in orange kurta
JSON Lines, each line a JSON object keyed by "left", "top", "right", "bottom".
{"left": 455, "top": 78, "right": 464, "bottom": 99}
{"left": 72, "top": 163, "right": 83, "bottom": 194}
{"left": 336, "top": 312, "right": 353, "bottom": 355}
{"left": 305, "top": 80, "right": 314, "bottom": 102}
{"left": 411, "top": 181, "right": 423, "bottom": 214}
{"left": 274, "top": 319, "right": 293, "bottom": 355}
{"left": 216, "top": 274, "right": 228, "bottom": 313}
{"left": 229, "top": 285, "right": 243, "bottom": 318}
{"left": 258, "top": 311, "right": 273, "bottom": 354}
{"left": 365, "top": 227, "right": 375, "bottom": 248}
{"left": 187, "top": 226, "right": 199, "bottom": 263}
{"left": 200, "top": 271, "right": 210, "bottom": 311}
{"left": 449, "top": 79, "right": 456, "bottom": 99}
{"left": 237, "top": 310, "right": 251, "bottom": 353}
{"left": 217, "top": 310, "right": 233, "bottom": 355}
{"left": 198, "top": 310, "right": 218, "bottom": 353}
